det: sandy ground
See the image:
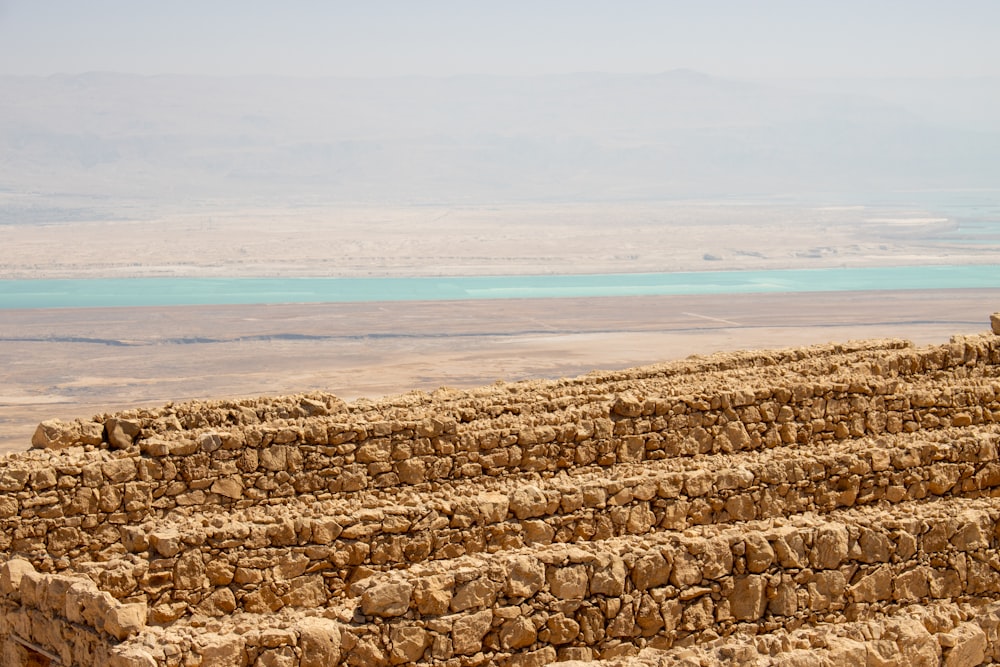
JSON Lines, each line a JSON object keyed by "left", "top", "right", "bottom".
{"left": 1, "top": 288, "right": 996, "bottom": 453}
{"left": 0, "top": 201, "right": 991, "bottom": 279}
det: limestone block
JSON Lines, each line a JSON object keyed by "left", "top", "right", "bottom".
{"left": 150, "top": 529, "right": 183, "bottom": 557}
{"left": 282, "top": 575, "right": 328, "bottom": 608}
{"left": 951, "top": 511, "right": 989, "bottom": 551}
{"left": 768, "top": 579, "right": 798, "bottom": 617}
{"left": 413, "top": 573, "right": 454, "bottom": 615}
{"left": 548, "top": 564, "right": 588, "bottom": 599}
{"left": 197, "top": 432, "right": 223, "bottom": 453}
{"left": 546, "top": 614, "right": 581, "bottom": 645}
{"left": 701, "top": 537, "right": 734, "bottom": 579}
{"left": 450, "top": 576, "right": 498, "bottom": 612}
{"left": 17, "top": 570, "right": 43, "bottom": 607}
{"left": 478, "top": 492, "right": 510, "bottom": 523}
{"left": 31, "top": 418, "right": 104, "bottom": 449}
{"left": 636, "top": 593, "right": 664, "bottom": 636}
{"left": 206, "top": 559, "right": 235, "bottom": 586}
{"left": 631, "top": 552, "right": 671, "bottom": 590}
{"left": 607, "top": 600, "right": 637, "bottom": 638}
{"left": 893, "top": 567, "right": 930, "bottom": 602}
{"left": 505, "top": 555, "right": 545, "bottom": 599}
{"left": 388, "top": 625, "right": 430, "bottom": 665}
{"left": 941, "top": 622, "right": 987, "bottom": 667}
{"left": 260, "top": 628, "right": 297, "bottom": 648}
{"left": 195, "top": 635, "right": 250, "bottom": 667}
{"left": 211, "top": 476, "right": 244, "bottom": 499}
{"left": 295, "top": 618, "right": 343, "bottom": 667}
{"left": 990, "top": 312, "right": 1000, "bottom": 335}
{"left": 507, "top": 646, "right": 558, "bottom": 666}
{"left": 106, "top": 418, "right": 142, "bottom": 449}
{"left": 717, "top": 421, "right": 751, "bottom": 451}
{"left": 858, "top": 528, "right": 893, "bottom": 563}
{"left": 197, "top": 588, "right": 237, "bottom": 616}
{"left": 259, "top": 445, "right": 288, "bottom": 471}
{"left": 811, "top": 524, "right": 849, "bottom": 570}
{"left": 893, "top": 618, "right": 943, "bottom": 666}
{"left": 451, "top": 609, "right": 492, "bottom": 655}
{"left": 361, "top": 580, "right": 413, "bottom": 617}
{"left": 102, "top": 457, "right": 137, "bottom": 483}
{"left": 744, "top": 533, "right": 775, "bottom": 573}
{"left": 0, "top": 558, "right": 36, "bottom": 597}
{"left": 617, "top": 436, "right": 644, "bottom": 463}
{"left": 772, "top": 529, "right": 807, "bottom": 568}
{"left": 105, "top": 602, "right": 147, "bottom": 640}
{"left": 30, "top": 467, "right": 57, "bottom": 489}
{"left": 500, "top": 615, "right": 537, "bottom": 650}
{"left": 0, "top": 466, "right": 30, "bottom": 492}
{"left": 254, "top": 646, "right": 298, "bottom": 667}
{"left": 670, "top": 548, "right": 702, "bottom": 587}
{"left": 626, "top": 504, "right": 656, "bottom": 534}
{"left": 730, "top": 575, "right": 767, "bottom": 621}
{"left": 81, "top": 589, "right": 117, "bottom": 632}
{"left": 848, "top": 565, "right": 892, "bottom": 604}
{"left": 0, "top": 495, "right": 17, "bottom": 518}
{"left": 174, "top": 550, "right": 207, "bottom": 590}
{"left": 396, "top": 458, "right": 427, "bottom": 484}
{"left": 108, "top": 649, "right": 159, "bottom": 667}
{"left": 590, "top": 553, "right": 627, "bottom": 597}
{"left": 39, "top": 573, "right": 77, "bottom": 614}
{"left": 510, "top": 485, "right": 549, "bottom": 519}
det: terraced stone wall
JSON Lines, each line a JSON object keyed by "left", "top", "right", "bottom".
{"left": 0, "top": 332, "right": 999, "bottom": 666}
{"left": 4, "top": 336, "right": 999, "bottom": 568}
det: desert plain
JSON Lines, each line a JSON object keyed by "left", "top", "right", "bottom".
{"left": 1, "top": 199, "right": 998, "bottom": 454}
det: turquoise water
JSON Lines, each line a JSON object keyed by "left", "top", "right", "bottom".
{"left": 1, "top": 265, "right": 999, "bottom": 309}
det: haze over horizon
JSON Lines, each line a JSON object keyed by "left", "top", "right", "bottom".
{"left": 2, "top": 2, "right": 999, "bottom": 209}
{"left": 2, "top": 1, "right": 998, "bottom": 79}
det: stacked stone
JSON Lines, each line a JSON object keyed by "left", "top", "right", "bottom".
{"left": 0, "top": 329, "right": 999, "bottom": 665}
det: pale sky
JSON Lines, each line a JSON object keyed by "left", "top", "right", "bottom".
{"left": 0, "top": 0, "right": 998, "bottom": 79}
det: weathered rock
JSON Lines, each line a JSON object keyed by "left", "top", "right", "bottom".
{"left": 298, "top": 617, "right": 342, "bottom": 667}
{"left": 106, "top": 417, "right": 142, "bottom": 449}
{"left": 506, "top": 555, "right": 545, "bottom": 599}
{"left": 451, "top": 609, "right": 492, "bottom": 655}
{"left": 31, "top": 418, "right": 103, "bottom": 449}
{"left": 510, "top": 485, "right": 549, "bottom": 520}
{"left": 1, "top": 331, "right": 1000, "bottom": 666}
{"left": 941, "top": 622, "right": 987, "bottom": 667}
{"left": 361, "top": 581, "right": 413, "bottom": 618}
{"left": 104, "top": 602, "right": 147, "bottom": 640}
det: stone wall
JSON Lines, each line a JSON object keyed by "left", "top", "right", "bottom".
{"left": 0, "top": 331, "right": 999, "bottom": 665}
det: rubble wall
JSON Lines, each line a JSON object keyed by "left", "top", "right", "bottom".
{"left": 0, "top": 332, "right": 999, "bottom": 665}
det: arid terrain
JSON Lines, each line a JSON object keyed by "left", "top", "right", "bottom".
{"left": 2, "top": 200, "right": 998, "bottom": 453}
{"left": 2, "top": 324, "right": 1000, "bottom": 665}
{"left": 1, "top": 289, "right": 996, "bottom": 454}
{"left": 0, "top": 201, "right": 989, "bottom": 280}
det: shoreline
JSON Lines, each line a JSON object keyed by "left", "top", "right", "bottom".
{"left": 2, "top": 264, "right": 1000, "bottom": 310}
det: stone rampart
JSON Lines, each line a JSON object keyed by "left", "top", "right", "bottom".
{"left": 1, "top": 330, "right": 999, "bottom": 665}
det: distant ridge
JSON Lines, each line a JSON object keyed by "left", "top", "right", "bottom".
{"left": 1, "top": 71, "right": 998, "bottom": 205}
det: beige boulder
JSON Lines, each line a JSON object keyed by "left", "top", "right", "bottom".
{"left": 31, "top": 418, "right": 104, "bottom": 449}
{"left": 361, "top": 580, "right": 413, "bottom": 617}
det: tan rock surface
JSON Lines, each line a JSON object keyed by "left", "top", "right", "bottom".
{"left": 2, "top": 321, "right": 1000, "bottom": 664}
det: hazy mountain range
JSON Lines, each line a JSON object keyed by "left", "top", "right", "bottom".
{"left": 1, "top": 70, "right": 998, "bottom": 214}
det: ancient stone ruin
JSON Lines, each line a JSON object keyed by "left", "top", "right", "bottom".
{"left": 4, "top": 323, "right": 1000, "bottom": 666}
